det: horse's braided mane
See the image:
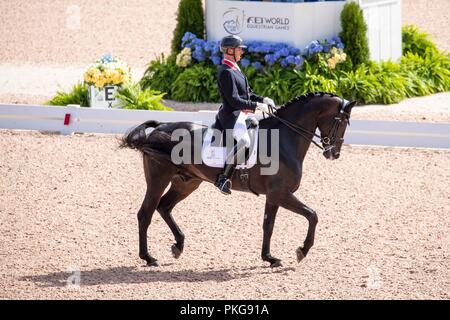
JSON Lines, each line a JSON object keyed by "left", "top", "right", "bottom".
{"left": 275, "top": 91, "right": 338, "bottom": 114}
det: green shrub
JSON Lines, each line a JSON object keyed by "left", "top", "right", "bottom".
{"left": 251, "top": 66, "right": 297, "bottom": 103}
{"left": 402, "top": 25, "right": 438, "bottom": 57}
{"left": 116, "top": 83, "right": 172, "bottom": 111}
{"left": 340, "top": 2, "right": 369, "bottom": 67}
{"left": 140, "top": 54, "right": 183, "bottom": 98}
{"left": 46, "top": 82, "right": 89, "bottom": 107}
{"left": 336, "top": 65, "right": 381, "bottom": 104}
{"left": 171, "top": 0, "right": 204, "bottom": 55}
{"left": 171, "top": 64, "right": 220, "bottom": 102}
{"left": 367, "top": 61, "right": 408, "bottom": 104}
{"left": 401, "top": 50, "right": 450, "bottom": 93}
{"left": 291, "top": 62, "right": 337, "bottom": 96}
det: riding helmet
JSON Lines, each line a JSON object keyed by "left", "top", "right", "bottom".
{"left": 220, "top": 35, "right": 247, "bottom": 53}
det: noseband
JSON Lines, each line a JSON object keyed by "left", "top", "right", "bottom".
{"left": 265, "top": 99, "right": 350, "bottom": 151}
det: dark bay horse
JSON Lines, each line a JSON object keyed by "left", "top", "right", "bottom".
{"left": 120, "top": 92, "right": 356, "bottom": 268}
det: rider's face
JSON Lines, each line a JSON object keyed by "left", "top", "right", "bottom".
{"left": 235, "top": 47, "right": 244, "bottom": 61}
{"left": 227, "top": 47, "right": 244, "bottom": 62}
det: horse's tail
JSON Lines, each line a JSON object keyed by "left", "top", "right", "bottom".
{"left": 119, "top": 120, "right": 161, "bottom": 152}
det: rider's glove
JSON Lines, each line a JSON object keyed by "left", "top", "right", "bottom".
{"left": 256, "top": 102, "right": 270, "bottom": 114}
{"left": 263, "top": 97, "right": 276, "bottom": 109}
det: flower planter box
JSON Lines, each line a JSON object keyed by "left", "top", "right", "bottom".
{"left": 88, "top": 85, "right": 122, "bottom": 109}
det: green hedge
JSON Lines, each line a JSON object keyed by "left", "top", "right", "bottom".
{"left": 340, "top": 1, "right": 369, "bottom": 67}
{"left": 171, "top": 0, "right": 204, "bottom": 55}
{"left": 402, "top": 25, "right": 438, "bottom": 57}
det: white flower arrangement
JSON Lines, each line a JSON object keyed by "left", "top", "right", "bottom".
{"left": 176, "top": 47, "right": 192, "bottom": 68}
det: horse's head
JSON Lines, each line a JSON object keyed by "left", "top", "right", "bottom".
{"left": 317, "top": 99, "right": 357, "bottom": 160}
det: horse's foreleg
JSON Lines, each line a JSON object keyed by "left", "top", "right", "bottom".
{"left": 277, "top": 193, "right": 318, "bottom": 262}
{"left": 261, "top": 201, "right": 282, "bottom": 268}
{"left": 157, "top": 176, "right": 202, "bottom": 259}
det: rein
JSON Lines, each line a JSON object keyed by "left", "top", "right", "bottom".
{"left": 263, "top": 99, "right": 349, "bottom": 152}
{"left": 266, "top": 109, "right": 325, "bottom": 150}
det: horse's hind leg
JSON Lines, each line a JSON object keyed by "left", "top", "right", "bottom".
{"left": 138, "top": 154, "right": 176, "bottom": 266}
{"left": 157, "top": 176, "right": 202, "bottom": 259}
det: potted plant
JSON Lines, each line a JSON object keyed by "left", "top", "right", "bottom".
{"left": 84, "top": 53, "right": 131, "bottom": 108}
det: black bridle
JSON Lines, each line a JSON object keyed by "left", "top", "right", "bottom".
{"left": 264, "top": 99, "right": 350, "bottom": 152}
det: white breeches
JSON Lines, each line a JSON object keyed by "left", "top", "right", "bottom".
{"left": 232, "top": 111, "right": 257, "bottom": 148}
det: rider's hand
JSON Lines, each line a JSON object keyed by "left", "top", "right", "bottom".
{"left": 263, "top": 97, "right": 276, "bottom": 109}
{"left": 256, "top": 102, "right": 269, "bottom": 114}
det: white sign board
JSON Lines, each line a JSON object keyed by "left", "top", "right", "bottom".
{"left": 88, "top": 85, "right": 122, "bottom": 109}
{"left": 206, "top": 0, "right": 402, "bottom": 62}
{"left": 206, "top": 0, "right": 346, "bottom": 50}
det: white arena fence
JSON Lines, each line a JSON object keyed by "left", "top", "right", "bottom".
{"left": 0, "top": 104, "right": 449, "bottom": 149}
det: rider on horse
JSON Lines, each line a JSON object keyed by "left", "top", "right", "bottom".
{"left": 213, "top": 35, "right": 276, "bottom": 195}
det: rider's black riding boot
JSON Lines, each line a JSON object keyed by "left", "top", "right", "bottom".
{"left": 215, "top": 140, "right": 248, "bottom": 195}
{"left": 214, "top": 163, "right": 236, "bottom": 195}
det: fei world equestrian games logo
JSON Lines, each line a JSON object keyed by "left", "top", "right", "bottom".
{"left": 222, "top": 7, "right": 290, "bottom": 35}
{"left": 223, "top": 7, "right": 245, "bottom": 35}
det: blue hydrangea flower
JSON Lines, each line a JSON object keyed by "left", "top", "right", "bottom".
{"left": 305, "top": 40, "right": 324, "bottom": 56}
{"left": 203, "top": 41, "right": 215, "bottom": 52}
{"left": 211, "top": 42, "right": 221, "bottom": 54}
{"left": 181, "top": 32, "right": 197, "bottom": 48}
{"left": 252, "top": 61, "right": 262, "bottom": 70}
{"left": 294, "top": 56, "right": 304, "bottom": 66}
{"left": 285, "top": 55, "right": 296, "bottom": 65}
{"left": 211, "top": 55, "right": 222, "bottom": 65}
{"left": 240, "top": 58, "right": 251, "bottom": 68}
{"left": 331, "top": 36, "right": 344, "bottom": 49}
{"left": 323, "top": 43, "right": 332, "bottom": 53}
{"left": 264, "top": 54, "right": 277, "bottom": 66}
{"left": 279, "top": 47, "right": 290, "bottom": 57}
{"left": 100, "top": 53, "right": 114, "bottom": 63}
{"left": 192, "top": 47, "right": 206, "bottom": 62}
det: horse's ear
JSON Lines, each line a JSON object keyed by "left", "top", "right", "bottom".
{"left": 344, "top": 100, "right": 357, "bottom": 113}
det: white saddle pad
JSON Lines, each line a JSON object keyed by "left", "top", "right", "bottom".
{"left": 201, "top": 128, "right": 258, "bottom": 169}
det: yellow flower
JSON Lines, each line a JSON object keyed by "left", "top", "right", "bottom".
{"left": 84, "top": 56, "right": 130, "bottom": 87}
{"left": 327, "top": 56, "right": 338, "bottom": 69}
{"left": 103, "top": 69, "right": 114, "bottom": 84}
{"left": 122, "top": 73, "right": 130, "bottom": 83}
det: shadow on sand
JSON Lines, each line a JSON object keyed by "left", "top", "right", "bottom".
{"left": 20, "top": 265, "right": 296, "bottom": 288}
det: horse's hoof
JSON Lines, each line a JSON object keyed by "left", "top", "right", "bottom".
{"left": 270, "top": 259, "right": 283, "bottom": 268}
{"left": 147, "top": 260, "right": 159, "bottom": 267}
{"left": 296, "top": 247, "right": 305, "bottom": 263}
{"left": 142, "top": 255, "right": 159, "bottom": 267}
{"left": 171, "top": 244, "right": 182, "bottom": 259}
